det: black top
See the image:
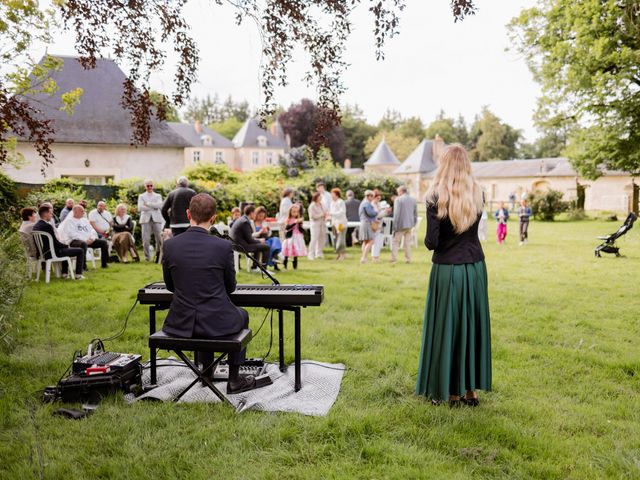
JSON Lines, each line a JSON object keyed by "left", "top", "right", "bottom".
{"left": 424, "top": 202, "right": 484, "bottom": 265}
{"left": 229, "top": 215, "right": 261, "bottom": 249}
{"left": 112, "top": 216, "right": 133, "bottom": 233}
{"left": 161, "top": 187, "right": 197, "bottom": 226}
{"left": 161, "top": 227, "right": 246, "bottom": 338}
{"left": 32, "top": 219, "right": 69, "bottom": 258}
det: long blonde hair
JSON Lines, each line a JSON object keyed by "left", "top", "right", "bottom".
{"left": 426, "top": 144, "right": 484, "bottom": 233}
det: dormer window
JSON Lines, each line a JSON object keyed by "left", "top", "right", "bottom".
{"left": 201, "top": 135, "right": 213, "bottom": 147}
{"left": 257, "top": 135, "right": 267, "bottom": 147}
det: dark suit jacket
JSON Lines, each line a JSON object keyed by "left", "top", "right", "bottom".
{"left": 32, "top": 219, "right": 68, "bottom": 258}
{"left": 345, "top": 198, "right": 361, "bottom": 222}
{"left": 229, "top": 215, "right": 260, "bottom": 250}
{"left": 161, "top": 226, "right": 245, "bottom": 338}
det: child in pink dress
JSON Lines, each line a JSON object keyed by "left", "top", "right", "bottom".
{"left": 282, "top": 203, "right": 307, "bottom": 270}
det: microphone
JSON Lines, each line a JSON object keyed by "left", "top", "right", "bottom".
{"left": 208, "top": 225, "right": 280, "bottom": 285}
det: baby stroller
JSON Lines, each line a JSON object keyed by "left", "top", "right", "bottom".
{"left": 594, "top": 212, "right": 637, "bottom": 257}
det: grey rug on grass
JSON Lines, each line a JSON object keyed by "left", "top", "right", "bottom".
{"left": 128, "top": 358, "right": 345, "bottom": 416}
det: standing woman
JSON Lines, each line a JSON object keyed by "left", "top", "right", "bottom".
{"left": 307, "top": 192, "right": 327, "bottom": 260}
{"left": 416, "top": 144, "right": 491, "bottom": 407}
{"left": 329, "top": 188, "right": 347, "bottom": 261}
{"left": 358, "top": 190, "right": 378, "bottom": 263}
{"left": 277, "top": 188, "right": 295, "bottom": 243}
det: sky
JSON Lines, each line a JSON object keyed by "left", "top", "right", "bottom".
{"left": 41, "top": 0, "right": 540, "bottom": 141}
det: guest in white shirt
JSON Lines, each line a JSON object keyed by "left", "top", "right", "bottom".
{"left": 329, "top": 188, "right": 348, "bottom": 260}
{"left": 316, "top": 182, "right": 332, "bottom": 212}
{"left": 137, "top": 179, "right": 164, "bottom": 261}
{"left": 88, "top": 201, "right": 113, "bottom": 239}
{"left": 59, "top": 205, "right": 109, "bottom": 269}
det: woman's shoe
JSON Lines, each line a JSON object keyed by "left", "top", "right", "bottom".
{"left": 448, "top": 396, "right": 462, "bottom": 408}
{"left": 462, "top": 393, "right": 479, "bottom": 407}
{"left": 431, "top": 399, "right": 442, "bottom": 406}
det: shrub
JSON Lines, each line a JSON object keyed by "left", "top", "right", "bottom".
{"left": 528, "top": 189, "right": 568, "bottom": 221}
{"left": 566, "top": 208, "right": 588, "bottom": 221}
{"left": 0, "top": 232, "right": 27, "bottom": 352}
{"left": 0, "top": 172, "right": 18, "bottom": 231}
{"left": 23, "top": 178, "right": 89, "bottom": 214}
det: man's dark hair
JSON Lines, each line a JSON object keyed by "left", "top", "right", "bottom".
{"left": 188, "top": 193, "right": 217, "bottom": 223}
{"left": 21, "top": 207, "right": 36, "bottom": 221}
{"left": 243, "top": 204, "right": 256, "bottom": 216}
{"left": 316, "top": 182, "right": 325, "bottom": 188}
{"left": 38, "top": 205, "right": 51, "bottom": 217}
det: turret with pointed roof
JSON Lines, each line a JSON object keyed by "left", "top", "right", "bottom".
{"left": 363, "top": 138, "right": 400, "bottom": 174}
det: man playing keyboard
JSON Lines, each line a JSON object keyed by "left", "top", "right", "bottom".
{"left": 162, "top": 193, "right": 256, "bottom": 393}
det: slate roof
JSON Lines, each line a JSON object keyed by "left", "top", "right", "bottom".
{"left": 232, "top": 118, "right": 288, "bottom": 149}
{"left": 394, "top": 139, "right": 438, "bottom": 174}
{"left": 17, "top": 55, "right": 189, "bottom": 147}
{"left": 417, "top": 157, "right": 627, "bottom": 179}
{"left": 168, "top": 122, "right": 234, "bottom": 148}
{"left": 364, "top": 139, "right": 400, "bottom": 166}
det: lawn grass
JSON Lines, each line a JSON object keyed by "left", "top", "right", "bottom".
{"left": 1, "top": 219, "right": 639, "bottom": 479}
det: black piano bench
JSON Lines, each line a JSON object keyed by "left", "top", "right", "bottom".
{"left": 148, "top": 329, "right": 253, "bottom": 405}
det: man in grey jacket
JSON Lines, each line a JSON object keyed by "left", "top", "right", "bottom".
{"left": 391, "top": 185, "right": 417, "bottom": 263}
{"left": 138, "top": 179, "right": 164, "bottom": 261}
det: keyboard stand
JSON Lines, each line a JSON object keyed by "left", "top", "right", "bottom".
{"left": 146, "top": 304, "right": 304, "bottom": 392}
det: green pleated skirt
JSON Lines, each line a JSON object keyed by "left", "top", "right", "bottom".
{"left": 416, "top": 260, "right": 492, "bottom": 400}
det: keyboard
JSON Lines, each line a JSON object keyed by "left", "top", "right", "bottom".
{"left": 138, "top": 282, "right": 324, "bottom": 308}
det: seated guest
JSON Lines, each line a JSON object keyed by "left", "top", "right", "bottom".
{"left": 229, "top": 207, "right": 241, "bottom": 227}
{"left": 59, "top": 198, "right": 74, "bottom": 223}
{"left": 19, "top": 207, "right": 38, "bottom": 258}
{"left": 112, "top": 204, "right": 140, "bottom": 263}
{"left": 162, "top": 193, "right": 256, "bottom": 393}
{"left": 89, "top": 201, "right": 113, "bottom": 239}
{"left": 33, "top": 205, "right": 85, "bottom": 279}
{"left": 254, "top": 206, "right": 281, "bottom": 271}
{"left": 229, "top": 205, "right": 270, "bottom": 272}
{"left": 59, "top": 205, "right": 109, "bottom": 269}
{"left": 39, "top": 201, "right": 59, "bottom": 230}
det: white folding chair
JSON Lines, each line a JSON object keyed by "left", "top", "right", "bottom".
{"left": 382, "top": 218, "right": 394, "bottom": 249}
{"left": 31, "top": 231, "right": 75, "bottom": 283}
{"left": 233, "top": 250, "right": 251, "bottom": 273}
{"left": 407, "top": 216, "right": 423, "bottom": 248}
{"left": 86, "top": 247, "right": 99, "bottom": 269}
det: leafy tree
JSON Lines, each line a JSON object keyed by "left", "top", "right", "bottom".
{"left": 341, "top": 104, "right": 378, "bottom": 168}
{"left": 509, "top": 1, "right": 640, "bottom": 177}
{"left": 150, "top": 91, "right": 180, "bottom": 122}
{"left": 2, "top": 0, "right": 478, "bottom": 170}
{"left": 397, "top": 116, "right": 424, "bottom": 139}
{"left": 469, "top": 107, "right": 522, "bottom": 161}
{"left": 364, "top": 130, "right": 420, "bottom": 162}
{"left": 184, "top": 94, "right": 220, "bottom": 125}
{"left": 278, "top": 99, "right": 346, "bottom": 163}
{"left": 424, "top": 110, "right": 467, "bottom": 145}
{"left": 221, "top": 95, "right": 250, "bottom": 122}
{"left": 209, "top": 117, "right": 245, "bottom": 140}
{"left": 377, "top": 109, "right": 403, "bottom": 131}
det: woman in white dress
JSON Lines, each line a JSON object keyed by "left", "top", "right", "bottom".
{"left": 329, "top": 188, "right": 347, "bottom": 260}
{"left": 307, "top": 192, "right": 327, "bottom": 260}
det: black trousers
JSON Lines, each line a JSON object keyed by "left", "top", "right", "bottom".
{"left": 56, "top": 247, "right": 85, "bottom": 275}
{"left": 70, "top": 239, "right": 109, "bottom": 268}
{"left": 346, "top": 227, "right": 356, "bottom": 247}
{"left": 194, "top": 308, "right": 249, "bottom": 381}
{"left": 244, "top": 243, "right": 271, "bottom": 267}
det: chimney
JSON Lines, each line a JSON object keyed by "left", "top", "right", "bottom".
{"left": 344, "top": 158, "right": 352, "bottom": 170}
{"left": 433, "top": 134, "right": 445, "bottom": 164}
{"left": 194, "top": 120, "right": 202, "bottom": 134}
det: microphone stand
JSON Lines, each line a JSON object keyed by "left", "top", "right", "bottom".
{"left": 210, "top": 227, "right": 280, "bottom": 286}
